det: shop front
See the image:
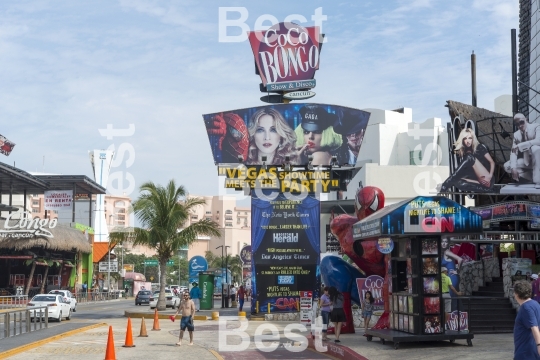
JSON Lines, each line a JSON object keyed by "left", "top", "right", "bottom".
{"left": 352, "top": 196, "right": 482, "bottom": 349}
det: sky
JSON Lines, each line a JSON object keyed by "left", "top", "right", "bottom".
{"left": 0, "top": 0, "right": 519, "bottom": 202}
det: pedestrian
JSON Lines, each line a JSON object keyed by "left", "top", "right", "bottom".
{"left": 124, "top": 285, "right": 129, "bottom": 298}
{"left": 441, "top": 267, "right": 462, "bottom": 313}
{"left": 82, "top": 281, "right": 88, "bottom": 298}
{"left": 362, "top": 291, "right": 376, "bottom": 332}
{"left": 189, "top": 282, "right": 201, "bottom": 312}
{"left": 237, "top": 285, "right": 246, "bottom": 311}
{"left": 320, "top": 287, "right": 332, "bottom": 341}
{"left": 230, "top": 285, "right": 237, "bottom": 303}
{"left": 328, "top": 286, "right": 346, "bottom": 343}
{"left": 513, "top": 280, "right": 540, "bottom": 359}
{"left": 173, "top": 292, "right": 195, "bottom": 346}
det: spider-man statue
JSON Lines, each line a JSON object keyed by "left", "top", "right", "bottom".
{"left": 205, "top": 112, "right": 249, "bottom": 162}
{"left": 321, "top": 186, "right": 387, "bottom": 334}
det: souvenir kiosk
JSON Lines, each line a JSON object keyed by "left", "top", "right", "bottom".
{"left": 353, "top": 196, "right": 482, "bottom": 350}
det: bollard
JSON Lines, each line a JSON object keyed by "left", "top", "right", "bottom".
{"left": 256, "top": 301, "right": 259, "bottom": 314}
{"left": 296, "top": 299, "right": 299, "bottom": 311}
{"left": 267, "top": 304, "right": 271, "bottom": 314}
{"left": 211, "top": 311, "right": 219, "bottom": 320}
{"left": 238, "top": 311, "right": 246, "bottom": 321}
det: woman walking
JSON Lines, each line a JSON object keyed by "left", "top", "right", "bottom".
{"left": 362, "top": 291, "right": 375, "bottom": 332}
{"left": 320, "top": 287, "right": 332, "bottom": 341}
{"left": 329, "top": 287, "right": 346, "bottom": 343}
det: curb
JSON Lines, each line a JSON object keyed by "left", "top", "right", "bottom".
{"left": 307, "top": 336, "right": 368, "bottom": 360}
{"left": 0, "top": 322, "right": 107, "bottom": 360}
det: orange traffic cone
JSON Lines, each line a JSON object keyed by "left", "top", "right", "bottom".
{"left": 123, "top": 317, "right": 136, "bottom": 348}
{"left": 104, "top": 326, "right": 116, "bottom": 360}
{"left": 139, "top": 317, "right": 148, "bottom": 337}
{"left": 152, "top": 308, "right": 161, "bottom": 331}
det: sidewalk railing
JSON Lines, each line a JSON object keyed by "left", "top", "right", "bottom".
{"left": 1, "top": 306, "right": 48, "bottom": 340}
{"left": 74, "top": 291, "right": 122, "bottom": 304}
{"left": 0, "top": 295, "right": 28, "bottom": 309}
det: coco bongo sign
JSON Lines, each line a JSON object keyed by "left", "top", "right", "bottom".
{"left": 248, "top": 22, "right": 322, "bottom": 90}
{"left": 0, "top": 211, "right": 57, "bottom": 238}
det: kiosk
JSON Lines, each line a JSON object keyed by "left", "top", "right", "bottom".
{"left": 353, "top": 196, "right": 482, "bottom": 349}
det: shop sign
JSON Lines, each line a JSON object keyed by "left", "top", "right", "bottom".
{"left": 1, "top": 211, "right": 57, "bottom": 238}
{"left": 240, "top": 245, "right": 252, "bottom": 265}
{"left": 376, "top": 237, "right": 394, "bottom": 254}
{"left": 44, "top": 190, "right": 73, "bottom": 210}
{"left": 266, "top": 79, "right": 316, "bottom": 92}
{"left": 123, "top": 264, "right": 134, "bottom": 272}
{"left": 248, "top": 22, "right": 322, "bottom": 86}
{"left": 283, "top": 91, "right": 316, "bottom": 100}
{"left": 300, "top": 290, "right": 313, "bottom": 324}
{"left": 99, "top": 261, "right": 118, "bottom": 272}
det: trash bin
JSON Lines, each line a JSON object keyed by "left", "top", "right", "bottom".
{"left": 199, "top": 272, "right": 215, "bottom": 310}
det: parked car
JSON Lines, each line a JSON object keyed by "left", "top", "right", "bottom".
{"left": 28, "top": 294, "right": 72, "bottom": 322}
{"left": 150, "top": 289, "right": 180, "bottom": 309}
{"left": 170, "top": 285, "right": 188, "bottom": 296}
{"left": 135, "top": 290, "right": 153, "bottom": 306}
{"left": 49, "top": 290, "right": 77, "bottom": 312}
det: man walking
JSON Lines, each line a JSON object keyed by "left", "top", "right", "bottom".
{"left": 441, "top": 267, "right": 462, "bottom": 313}
{"left": 174, "top": 292, "right": 195, "bottom": 346}
{"left": 237, "top": 285, "right": 246, "bottom": 311}
{"left": 513, "top": 280, "right": 540, "bottom": 359}
{"left": 189, "top": 282, "right": 201, "bottom": 312}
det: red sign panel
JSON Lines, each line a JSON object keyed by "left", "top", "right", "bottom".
{"left": 248, "top": 22, "right": 321, "bottom": 86}
{"left": 300, "top": 291, "right": 313, "bottom": 298}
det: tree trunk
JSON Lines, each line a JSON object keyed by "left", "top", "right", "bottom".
{"left": 157, "top": 258, "right": 168, "bottom": 311}
{"left": 25, "top": 262, "right": 37, "bottom": 296}
{"left": 40, "top": 266, "right": 50, "bottom": 294}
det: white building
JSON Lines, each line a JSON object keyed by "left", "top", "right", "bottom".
{"left": 320, "top": 107, "right": 450, "bottom": 253}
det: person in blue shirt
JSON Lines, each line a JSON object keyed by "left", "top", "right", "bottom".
{"left": 514, "top": 280, "right": 540, "bottom": 359}
{"left": 189, "top": 282, "right": 201, "bottom": 312}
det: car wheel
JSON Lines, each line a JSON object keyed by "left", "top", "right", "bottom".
{"left": 73, "top": 305, "right": 77, "bottom": 312}
{"left": 58, "top": 311, "right": 62, "bottom": 322}
{"left": 66, "top": 310, "right": 71, "bottom": 320}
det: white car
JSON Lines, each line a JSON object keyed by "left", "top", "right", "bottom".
{"left": 150, "top": 290, "right": 180, "bottom": 309}
{"left": 28, "top": 294, "right": 72, "bottom": 322}
{"left": 49, "top": 290, "right": 77, "bottom": 312}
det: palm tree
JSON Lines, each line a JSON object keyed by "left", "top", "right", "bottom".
{"left": 110, "top": 180, "right": 220, "bottom": 311}
{"left": 205, "top": 251, "right": 243, "bottom": 285}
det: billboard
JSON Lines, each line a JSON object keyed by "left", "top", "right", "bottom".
{"left": 248, "top": 22, "right": 321, "bottom": 88}
{"left": 251, "top": 191, "right": 320, "bottom": 313}
{"left": 203, "top": 103, "right": 370, "bottom": 167}
{"left": 0, "top": 134, "right": 15, "bottom": 156}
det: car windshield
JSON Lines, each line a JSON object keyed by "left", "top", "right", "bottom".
{"left": 139, "top": 291, "right": 151, "bottom": 295}
{"left": 32, "top": 296, "right": 58, "bottom": 302}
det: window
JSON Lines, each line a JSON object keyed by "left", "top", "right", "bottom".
{"left": 32, "top": 209, "right": 39, "bottom": 213}
{"left": 409, "top": 150, "right": 423, "bottom": 165}
{"left": 205, "top": 217, "right": 212, "bottom": 221}
{"left": 237, "top": 218, "right": 241, "bottom": 224}
{"left": 225, "top": 216, "right": 233, "bottom": 220}
{"left": 32, "top": 201, "right": 39, "bottom": 206}
{"left": 206, "top": 211, "right": 212, "bottom": 214}
{"left": 118, "top": 215, "right": 125, "bottom": 220}
{"left": 191, "top": 215, "right": 198, "bottom": 220}
{"left": 225, "top": 210, "right": 232, "bottom": 215}
{"left": 225, "top": 223, "right": 233, "bottom": 227}
{"left": 53, "top": 210, "right": 58, "bottom": 214}
{"left": 245, "top": 212, "right": 247, "bottom": 215}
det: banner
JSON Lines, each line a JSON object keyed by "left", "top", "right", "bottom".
{"left": 44, "top": 190, "right": 73, "bottom": 210}
{"left": 251, "top": 191, "right": 320, "bottom": 313}
{"left": 0, "top": 134, "right": 15, "bottom": 156}
{"left": 445, "top": 311, "right": 469, "bottom": 332}
{"left": 203, "top": 103, "right": 370, "bottom": 167}
{"left": 188, "top": 256, "right": 208, "bottom": 285}
{"left": 240, "top": 245, "right": 252, "bottom": 266}
{"left": 356, "top": 276, "right": 385, "bottom": 311}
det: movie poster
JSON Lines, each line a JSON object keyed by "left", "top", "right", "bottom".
{"left": 422, "top": 257, "right": 438, "bottom": 275}
{"left": 424, "top": 316, "right": 443, "bottom": 334}
{"left": 423, "top": 277, "right": 440, "bottom": 294}
{"left": 424, "top": 297, "right": 440, "bottom": 314}
{"left": 203, "top": 103, "right": 370, "bottom": 167}
{"left": 251, "top": 191, "right": 320, "bottom": 313}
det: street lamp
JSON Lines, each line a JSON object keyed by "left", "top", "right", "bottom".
{"left": 216, "top": 245, "right": 230, "bottom": 308}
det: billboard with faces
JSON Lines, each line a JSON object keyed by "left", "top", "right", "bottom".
{"left": 441, "top": 106, "right": 540, "bottom": 194}
{"left": 202, "top": 103, "right": 370, "bottom": 167}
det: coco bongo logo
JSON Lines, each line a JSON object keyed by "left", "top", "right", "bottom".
{"left": 0, "top": 211, "right": 57, "bottom": 238}
{"left": 248, "top": 22, "right": 321, "bottom": 86}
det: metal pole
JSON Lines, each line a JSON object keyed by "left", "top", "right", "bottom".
{"left": 511, "top": 28, "right": 518, "bottom": 114}
{"left": 471, "top": 51, "right": 477, "bottom": 107}
{"left": 221, "top": 246, "right": 224, "bottom": 308}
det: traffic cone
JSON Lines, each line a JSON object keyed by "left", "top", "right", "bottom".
{"left": 123, "top": 317, "right": 136, "bottom": 348}
{"left": 139, "top": 317, "right": 148, "bottom": 337}
{"left": 152, "top": 308, "right": 161, "bottom": 331}
{"left": 104, "top": 326, "right": 116, "bottom": 360}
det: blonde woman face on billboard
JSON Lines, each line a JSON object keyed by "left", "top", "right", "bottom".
{"left": 254, "top": 114, "right": 280, "bottom": 156}
{"left": 463, "top": 133, "right": 473, "bottom": 148}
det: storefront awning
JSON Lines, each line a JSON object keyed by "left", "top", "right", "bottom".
{"left": 352, "top": 196, "right": 483, "bottom": 240}
{"left": 0, "top": 221, "right": 92, "bottom": 253}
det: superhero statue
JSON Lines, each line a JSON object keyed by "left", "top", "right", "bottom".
{"left": 321, "top": 186, "right": 386, "bottom": 334}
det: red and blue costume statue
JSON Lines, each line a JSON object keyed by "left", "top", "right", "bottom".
{"left": 321, "top": 186, "right": 388, "bottom": 334}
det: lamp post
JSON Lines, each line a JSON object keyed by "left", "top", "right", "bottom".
{"left": 216, "top": 245, "right": 230, "bottom": 308}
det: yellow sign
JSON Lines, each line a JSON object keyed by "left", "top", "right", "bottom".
{"left": 123, "top": 264, "right": 134, "bottom": 272}
{"left": 219, "top": 166, "right": 339, "bottom": 193}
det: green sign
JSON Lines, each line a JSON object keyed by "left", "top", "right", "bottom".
{"left": 144, "top": 260, "right": 174, "bottom": 266}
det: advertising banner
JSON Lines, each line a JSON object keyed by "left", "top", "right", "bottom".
{"left": 445, "top": 311, "right": 469, "bottom": 332}
{"left": 123, "top": 264, "right": 134, "bottom": 272}
{"left": 188, "top": 256, "right": 208, "bottom": 285}
{"left": 299, "top": 291, "right": 313, "bottom": 324}
{"left": 251, "top": 191, "right": 320, "bottom": 313}
{"left": 353, "top": 196, "right": 483, "bottom": 239}
{"left": 240, "top": 245, "right": 252, "bottom": 266}
{"left": 356, "top": 276, "right": 385, "bottom": 312}
{"left": 0, "top": 134, "right": 16, "bottom": 156}
{"left": 325, "top": 224, "right": 341, "bottom": 253}
{"left": 203, "top": 103, "right": 370, "bottom": 167}
{"left": 44, "top": 190, "right": 73, "bottom": 210}
{"left": 248, "top": 22, "right": 321, "bottom": 87}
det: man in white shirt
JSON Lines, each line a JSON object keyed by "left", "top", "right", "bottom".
{"left": 504, "top": 113, "right": 540, "bottom": 189}
{"left": 230, "top": 285, "right": 237, "bottom": 303}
